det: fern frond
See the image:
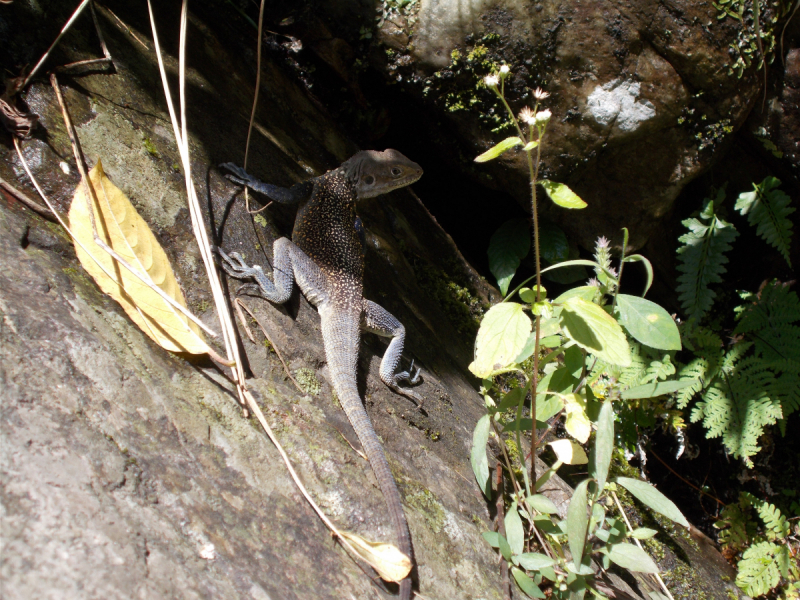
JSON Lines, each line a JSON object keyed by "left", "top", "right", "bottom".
{"left": 645, "top": 354, "right": 676, "bottom": 382}
{"left": 698, "top": 357, "right": 783, "bottom": 465}
{"left": 736, "top": 541, "right": 782, "bottom": 597}
{"left": 735, "top": 282, "right": 800, "bottom": 332}
{"left": 735, "top": 177, "right": 795, "bottom": 267}
{"left": 619, "top": 342, "right": 649, "bottom": 387}
{"left": 676, "top": 191, "right": 739, "bottom": 321}
{"left": 676, "top": 358, "right": 707, "bottom": 409}
{"left": 771, "top": 370, "right": 800, "bottom": 417}
{"left": 715, "top": 500, "right": 754, "bottom": 551}
{"left": 755, "top": 499, "right": 791, "bottom": 540}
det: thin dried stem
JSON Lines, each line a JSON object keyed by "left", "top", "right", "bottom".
{"left": 0, "top": 176, "right": 56, "bottom": 221}
{"left": 101, "top": 6, "right": 148, "bottom": 48}
{"left": 496, "top": 463, "right": 511, "bottom": 600}
{"left": 611, "top": 492, "right": 675, "bottom": 600}
{"left": 235, "top": 298, "right": 305, "bottom": 395}
{"left": 243, "top": 0, "right": 266, "bottom": 215}
{"left": 18, "top": 0, "right": 92, "bottom": 92}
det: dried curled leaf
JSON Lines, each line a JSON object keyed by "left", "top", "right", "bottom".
{"left": 1, "top": 96, "right": 38, "bottom": 138}
{"left": 339, "top": 531, "right": 412, "bottom": 583}
{"left": 68, "top": 160, "right": 209, "bottom": 354}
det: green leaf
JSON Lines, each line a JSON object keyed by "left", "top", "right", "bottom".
{"left": 735, "top": 177, "right": 794, "bottom": 267}
{"left": 676, "top": 190, "right": 738, "bottom": 321}
{"left": 567, "top": 479, "right": 591, "bottom": 565}
{"left": 540, "top": 220, "right": 570, "bottom": 264}
{"left": 616, "top": 477, "right": 689, "bottom": 527}
{"left": 497, "top": 386, "right": 527, "bottom": 412}
{"left": 482, "top": 531, "right": 502, "bottom": 547}
{"left": 489, "top": 219, "right": 531, "bottom": 296}
{"left": 512, "top": 566, "right": 546, "bottom": 598}
{"left": 560, "top": 298, "right": 631, "bottom": 367}
{"left": 471, "top": 415, "right": 491, "bottom": 497}
{"left": 498, "top": 533, "right": 513, "bottom": 561}
{"left": 469, "top": 303, "right": 532, "bottom": 377}
{"left": 629, "top": 527, "right": 658, "bottom": 539}
{"left": 475, "top": 136, "right": 523, "bottom": 162}
{"left": 622, "top": 254, "right": 654, "bottom": 297}
{"left": 607, "top": 543, "right": 660, "bottom": 573}
{"left": 526, "top": 494, "right": 559, "bottom": 514}
{"left": 622, "top": 379, "right": 699, "bottom": 400}
{"left": 523, "top": 140, "right": 540, "bottom": 151}
{"left": 564, "top": 393, "right": 592, "bottom": 443}
{"left": 516, "top": 552, "right": 556, "bottom": 570}
{"left": 519, "top": 286, "right": 546, "bottom": 304}
{"left": 543, "top": 260, "right": 605, "bottom": 277}
{"left": 616, "top": 294, "right": 681, "bottom": 351}
{"left": 506, "top": 501, "right": 525, "bottom": 556}
{"left": 539, "top": 180, "right": 588, "bottom": 209}
{"left": 594, "top": 400, "right": 614, "bottom": 493}
{"left": 554, "top": 286, "right": 598, "bottom": 304}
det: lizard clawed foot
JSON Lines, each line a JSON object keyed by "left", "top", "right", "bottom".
{"left": 219, "top": 162, "right": 254, "bottom": 188}
{"left": 395, "top": 359, "right": 422, "bottom": 385}
{"left": 390, "top": 360, "right": 423, "bottom": 407}
{"left": 216, "top": 248, "right": 264, "bottom": 280}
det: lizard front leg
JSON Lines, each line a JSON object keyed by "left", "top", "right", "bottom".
{"left": 217, "top": 239, "right": 329, "bottom": 307}
{"left": 362, "top": 300, "right": 423, "bottom": 405}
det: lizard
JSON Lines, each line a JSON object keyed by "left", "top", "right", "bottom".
{"left": 217, "top": 149, "right": 423, "bottom": 600}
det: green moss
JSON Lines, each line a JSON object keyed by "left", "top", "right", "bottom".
{"left": 294, "top": 368, "right": 321, "bottom": 396}
{"left": 405, "top": 486, "right": 446, "bottom": 533}
{"left": 403, "top": 253, "right": 486, "bottom": 338}
{"left": 253, "top": 214, "right": 267, "bottom": 228}
{"left": 142, "top": 136, "right": 160, "bottom": 158}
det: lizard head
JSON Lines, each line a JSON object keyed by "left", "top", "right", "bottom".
{"left": 343, "top": 149, "right": 423, "bottom": 199}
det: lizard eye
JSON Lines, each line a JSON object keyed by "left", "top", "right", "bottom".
{"left": 363, "top": 175, "right": 375, "bottom": 185}
{"left": 391, "top": 167, "right": 402, "bottom": 177}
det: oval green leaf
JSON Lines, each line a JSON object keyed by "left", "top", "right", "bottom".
{"left": 567, "top": 479, "right": 591, "bottom": 565}
{"left": 475, "top": 136, "right": 523, "bottom": 163}
{"left": 621, "top": 379, "right": 699, "bottom": 400}
{"left": 526, "top": 494, "right": 559, "bottom": 515}
{"left": 515, "top": 552, "right": 556, "bottom": 570}
{"left": 471, "top": 415, "right": 491, "bottom": 498}
{"left": 616, "top": 477, "right": 690, "bottom": 527}
{"left": 506, "top": 501, "right": 525, "bottom": 556}
{"left": 594, "top": 400, "right": 614, "bottom": 493}
{"left": 560, "top": 298, "right": 631, "bottom": 367}
{"left": 539, "top": 220, "right": 570, "bottom": 264}
{"left": 607, "top": 542, "right": 660, "bottom": 573}
{"left": 489, "top": 219, "right": 531, "bottom": 296}
{"left": 511, "top": 566, "right": 546, "bottom": 598}
{"left": 629, "top": 527, "right": 658, "bottom": 539}
{"left": 469, "top": 303, "right": 532, "bottom": 377}
{"left": 539, "top": 180, "right": 588, "bottom": 209}
{"left": 616, "top": 294, "right": 681, "bottom": 351}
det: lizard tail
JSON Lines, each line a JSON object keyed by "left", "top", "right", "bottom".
{"left": 321, "top": 312, "right": 413, "bottom": 600}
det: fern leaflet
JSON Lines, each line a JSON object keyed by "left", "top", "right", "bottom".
{"left": 676, "top": 189, "right": 739, "bottom": 321}
{"left": 736, "top": 541, "right": 782, "bottom": 597}
{"left": 735, "top": 176, "right": 795, "bottom": 267}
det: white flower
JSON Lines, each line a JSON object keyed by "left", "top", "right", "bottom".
{"left": 533, "top": 87, "right": 550, "bottom": 100}
{"left": 519, "top": 106, "right": 536, "bottom": 125}
{"left": 499, "top": 65, "right": 510, "bottom": 77}
{"left": 535, "top": 109, "right": 552, "bottom": 125}
{"left": 483, "top": 74, "right": 500, "bottom": 88}
{"left": 596, "top": 236, "right": 610, "bottom": 249}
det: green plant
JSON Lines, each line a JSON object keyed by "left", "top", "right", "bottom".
{"left": 468, "top": 66, "right": 688, "bottom": 598}
{"left": 716, "top": 492, "right": 800, "bottom": 597}
{"left": 674, "top": 177, "right": 797, "bottom": 466}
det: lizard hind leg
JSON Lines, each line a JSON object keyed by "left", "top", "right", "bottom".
{"left": 362, "top": 299, "right": 423, "bottom": 405}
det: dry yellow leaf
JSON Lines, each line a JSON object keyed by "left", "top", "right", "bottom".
{"left": 68, "top": 160, "right": 209, "bottom": 354}
{"left": 339, "top": 531, "right": 412, "bottom": 583}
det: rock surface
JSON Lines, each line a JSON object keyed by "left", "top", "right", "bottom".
{"left": 0, "top": 2, "right": 746, "bottom": 599}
